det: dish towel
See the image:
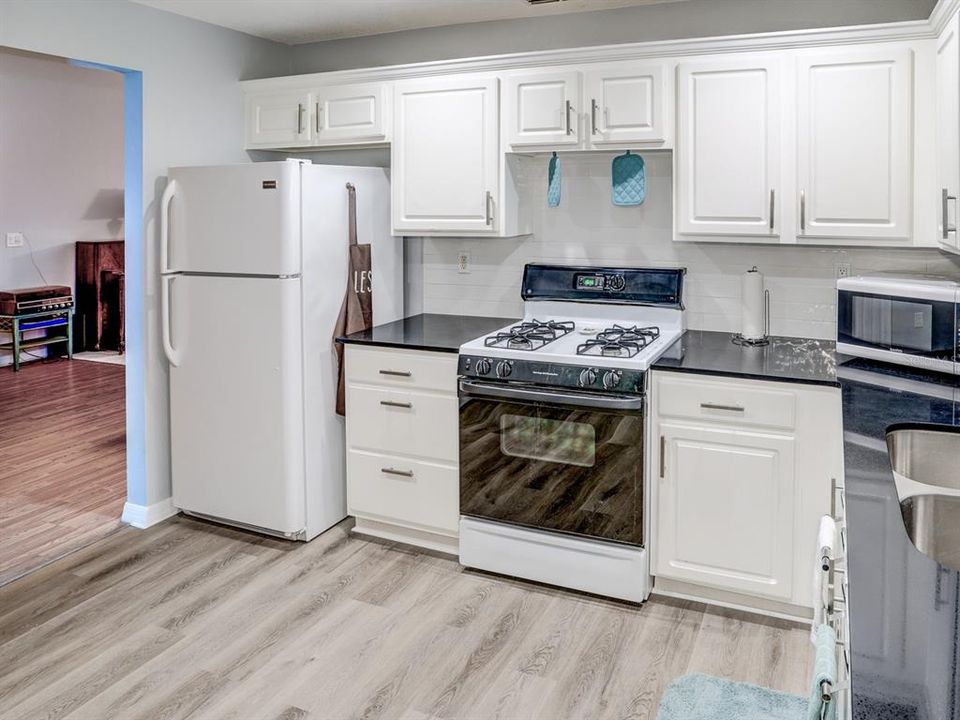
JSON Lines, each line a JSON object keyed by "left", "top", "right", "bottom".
{"left": 655, "top": 673, "right": 807, "bottom": 720}
{"left": 612, "top": 150, "right": 645, "bottom": 206}
{"left": 548, "top": 152, "right": 562, "bottom": 207}
{"left": 807, "top": 624, "right": 838, "bottom": 720}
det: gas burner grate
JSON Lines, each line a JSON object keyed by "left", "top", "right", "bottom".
{"left": 484, "top": 319, "right": 575, "bottom": 351}
{"left": 576, "top": 324, "right": 660, "bottom": 358}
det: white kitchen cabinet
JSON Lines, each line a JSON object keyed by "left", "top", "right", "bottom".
{"left": 937, "top": 10, "right": 960, "bottom": 253}
{"left": 392, "top": 75, "right": 503, "bottom": 235}
{"left": 656, "top": 422, "right": 796, "bottom": 600}
{"left": 584, "top": 62, "right": 667, "bottom": 145}
{"left": 245, "top": 89, "right": 312, "bottom": 148}
{"left": 796, "top": 47, "right": 913, "bottom": 241}
{"left": 505, "top": 70, "right": 581, "bottom": 147}
{"left": 651, "top": 371, "right": 843, "bottom": 615}
{"left": 345, "top": 345, "right": 460, "bottom": 552}
{"left": 676, "top": 56, "right": 782, "bottom": 238}
{"left": 312, "top": 83, "right": 388, "bottom": 145}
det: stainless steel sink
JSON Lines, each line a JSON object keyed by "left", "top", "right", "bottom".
{"left": 900, "top": 494, "right": 960, "bottom": 572}
{"left": 886, "top": 427, "right": 960, "bottom": 492}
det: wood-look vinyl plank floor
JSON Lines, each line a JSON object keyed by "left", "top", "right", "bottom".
{"left": 0, "top": 515, "right": 815, "bottom": 720}
{"left": 0, "top": 358, "right": 126, "bottom": 585}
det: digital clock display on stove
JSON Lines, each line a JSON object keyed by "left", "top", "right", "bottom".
{"left": 576, "top": 274, "right": 605, "bottom": 290}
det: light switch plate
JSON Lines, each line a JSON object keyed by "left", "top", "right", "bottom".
{"left": 5, "top": 232, "right": 24, "bottom": 248}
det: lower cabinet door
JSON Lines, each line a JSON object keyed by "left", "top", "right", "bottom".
{"left": 656, "top": 422, "right": 796, "bottom": 600}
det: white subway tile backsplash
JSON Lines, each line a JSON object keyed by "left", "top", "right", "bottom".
{"left": 419, "top": 153, "right": 955, "bottom": 341}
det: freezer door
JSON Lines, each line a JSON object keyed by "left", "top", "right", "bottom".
{"left": 164, "top": 161, "right": 302, "bottom": 276}
{"left": 167, "top": 274, "right": 306, "bottom": 534}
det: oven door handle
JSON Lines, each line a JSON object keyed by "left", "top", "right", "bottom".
{"left": 458, "top": 379, "right": 644, "bottom": 411}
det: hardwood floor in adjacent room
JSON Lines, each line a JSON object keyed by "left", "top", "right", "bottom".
{"left": 0, "top": 515, "right": 814, "bottom": 720}
{"left": 0, "top": 357, "right": 126, "bottom": 585}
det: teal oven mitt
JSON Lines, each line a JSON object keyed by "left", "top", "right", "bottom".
{"left": 547, "top": 152, "right": 561, "bottom": 208}
{"left": 612, "top": 151, "right": 645, "bottom": 206}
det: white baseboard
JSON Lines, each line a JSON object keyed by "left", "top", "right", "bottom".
{"left": 121, "top": 498, "right": 178, "bottom": 529}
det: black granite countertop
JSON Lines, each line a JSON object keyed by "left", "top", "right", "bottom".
{"left": 837, "top": 358, "right": 960, "bottom": 720}
{"left": 652, "top": 330, "right": 839, "bottom": 387}
{"left": 336, "top": 313, "right": 516, "bottom": 353}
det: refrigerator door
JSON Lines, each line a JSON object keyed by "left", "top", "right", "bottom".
{"left": 166, "top": 273, "right": 306, "bottom": 534}
{"left": 163, "top": 160, "right": 302, "bottom": 276}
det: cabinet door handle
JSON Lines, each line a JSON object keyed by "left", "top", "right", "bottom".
{"left": 381, "top": 467, "right": 414, "bottom": 478}
{"left": 380, "top": 400, "right": 412, "bottom": 409}
{"left": 565, "top": 99, "right": 574, "bottom": 135}
{"left": 297, "top": 103, "right": 305, "bottom": 135}
{"left": 942, "top": 188, "right": 957, "bottom": 240}
{"left": 315, "top": 102, "right": 321, "bottom": 134}
{"left": 485, "top": 191, "right": 494, "bottom": 225}
{"left": 800, "top": 189, "right": 806, "bottom": 232}
{"left": 379, "top": 369, "right": 411, "bottom": 377}
{"left": 769, "top": 189, "right": 775, "bottom": 231}
{"left": 700, "top": 402, "right": 745, "bottom": 412}
{"left": 591, "top": 99, "right": 599, "bottom": 136}
{"left": 659, "top": 435, "right": 665, "bottom": 478}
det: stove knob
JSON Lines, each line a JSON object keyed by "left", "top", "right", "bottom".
{"left": 607, "top": 274, "right": 626, "bottom": 291}
{"left": 578, "top": 368, "right": 598, "bottom": 387}
{"left": 496, "top": 360, "right": 513, "bottom": 378}
{"left": 602, "top": 370, "right": 622, "bottom": 389}
{"left": 475, "top": 358, "right": 492, "bottom": 375}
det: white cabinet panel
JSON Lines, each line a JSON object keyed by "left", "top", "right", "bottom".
{"left": 392, "top": 75, "right": 500, "bottom": 234}
{"left": 505, "top": 71, "right": 580, "bottom": 147}
{"left": 937, "top": 12, "right": 960, "bottom": 253}
{"left": 313, "top": 83, "right": 387, "bottom": 145}
{"left": 585, "top": 62, "right": 666, "bottom": 145}
{"left": 245, "top": 90, "right": 311, "bottom": 147}
{"left": 797, "top": 47, "right": 913, "bottom": 240}
{"left": 676, "top": 57, "right": 781, "bottom": 237}
{"left": 656, "top": 422, "right": 796, "bottom": 600}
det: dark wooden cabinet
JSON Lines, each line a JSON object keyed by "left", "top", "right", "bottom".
{"left": 75, "top": 240, "right": 124, "bottom": 353}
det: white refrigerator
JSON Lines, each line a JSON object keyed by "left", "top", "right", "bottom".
{"left": 160, "top": 159, "right": 401, "bottom": 540}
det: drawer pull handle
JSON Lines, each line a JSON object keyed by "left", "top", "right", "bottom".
{"left": 381, "top": 467, "right": 414, "bottom": 478}
{"left": 380, "top": 400, "right": 412, "bottom": 409}
{"left": 379, "top": 369, "right": 411, "bottom": 377}
{"left": 700, "top": 402, "right": 745, "bottom": 412}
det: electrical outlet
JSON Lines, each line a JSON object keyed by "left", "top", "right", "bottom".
{"left": 835, "top": 262, "right": 851, "bottom": 278}
{"left": 457, "top": 251, "right": 470, "bottom": 274}
{"left": 5, "top": 232, "right": 24, "bottom": 248}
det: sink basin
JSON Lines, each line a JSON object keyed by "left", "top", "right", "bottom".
{"left": 900, "top": 494, "right": 960, "bottom": 572}
{"left": 886, "top": 427, "right": 960, "bottom": 493}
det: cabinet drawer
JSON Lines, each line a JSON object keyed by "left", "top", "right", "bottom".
{"left": 345, "top": 345, "right": 458, "bottom": 393}
{"left": 347, "top": 450, "right": 458, "bottom": 535}
{"left": 347, "top": 385, "right": 458, "bottom": 463}
{"left": 656, "top": 374, "right": 796, "bottom": 430}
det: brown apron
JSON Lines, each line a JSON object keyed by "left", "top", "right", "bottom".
{"left": 334, "top": 182, "right": 373, "bottom": 416}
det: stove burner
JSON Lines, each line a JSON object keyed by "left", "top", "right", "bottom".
{"left": 576, "top": 324, "right": 660, "bottom": 358}
{"left": 484, "top": 319, "right": 575, "bottom": 351}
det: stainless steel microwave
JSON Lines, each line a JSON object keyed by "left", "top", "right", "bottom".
{"left": 836, "top": 275, "right": 960, "bottom": 374}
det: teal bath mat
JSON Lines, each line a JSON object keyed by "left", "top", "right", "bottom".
{"left": 547, "top": 152, "right": 561, "bottom": 207}
{"left": 656, "top": 673, "right": 808, "bottom": 720}
{"left": 612, "top": 150, "right": 645, "bottom": 206}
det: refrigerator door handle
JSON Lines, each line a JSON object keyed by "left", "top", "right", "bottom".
{"left": 160, "top": 178, "right": 178, "bottom": 275}
{"left": 161, "top": 274, "right": 182, "bottom": 367}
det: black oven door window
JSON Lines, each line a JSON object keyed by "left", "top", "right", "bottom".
{"left": 837, "top": 291, "right": 957, "bottom": 361}
{"left": 460, "top": 396, "right": 643, "bottom": 546}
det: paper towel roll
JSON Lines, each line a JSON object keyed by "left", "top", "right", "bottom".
{"left": 740, "top": 267, "right": 766, "bottom": 340}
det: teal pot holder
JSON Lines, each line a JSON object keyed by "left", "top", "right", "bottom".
{"left": 547, "top": 152, "right": 561, "bottom": 208}
{"left": 611, "top": 151, "right": 645, "bottom": 206}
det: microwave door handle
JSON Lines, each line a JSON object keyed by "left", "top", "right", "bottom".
{"left": 459, "top": 379, "right": 643, "bottom": 411}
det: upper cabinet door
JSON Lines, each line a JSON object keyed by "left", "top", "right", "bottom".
{"left": 392, "top": 75, "right": 500, "bottom": 234}
{"left": 585, "top": 62, "right": 666, "bottom": 145}
{"left": 676, "top": 57, "right": 781, "bottom": 238}
{"left": 937, "top": 13, "right": 960, "bottom": 253}
{"left": 313, "top": 83, "right": 388, "bottom": 145}
{"left": 245, "top": 90, "right": 312, "bottom": 148}
{"left": 504, "top": 71, "right": 581, "bottom": 148}
{"left": 796, "top": 48, "right": 913, "bottom": 241}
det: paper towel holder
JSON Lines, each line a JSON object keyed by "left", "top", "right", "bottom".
{"left": 732, "top": 268, "right": 770, "bottom": 347}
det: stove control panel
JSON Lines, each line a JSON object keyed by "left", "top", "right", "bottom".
{"left": 458, "top": 355, "right": 646, "bottom": 395}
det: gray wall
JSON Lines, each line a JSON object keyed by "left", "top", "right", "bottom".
{"left": 291, "top": 0, "right": 935, "bottom": 73}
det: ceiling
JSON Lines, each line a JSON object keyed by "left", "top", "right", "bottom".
{"left": 131, "top": 0, "right": 694, "bottom": 45}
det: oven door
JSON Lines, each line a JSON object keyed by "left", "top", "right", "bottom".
{"left": 458, "top": 379, "right": 644, "bottom": 546}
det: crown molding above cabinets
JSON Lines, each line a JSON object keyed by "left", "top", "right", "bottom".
{"left": 241, "top": 8, "right": 951, "bottom": 245}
